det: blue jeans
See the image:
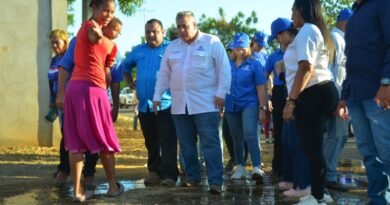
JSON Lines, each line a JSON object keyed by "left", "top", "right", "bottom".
{"left": 225, "top": 106, "right": 261, "bottom": 167}
{"left": 281, "top": 120, "right": 311, "bottom": 189}
{"left": 347, "top": 99, "right": 390, "bottom": 205}
{"left": 323, "top": 115, "right": 349, "bottom": 182}
{"left": 172, "top": 112, "right": 223, "bottom": 186}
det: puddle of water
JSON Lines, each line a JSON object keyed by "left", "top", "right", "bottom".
{"left": 94, "top": 179, "right": 145, "bottom": 195}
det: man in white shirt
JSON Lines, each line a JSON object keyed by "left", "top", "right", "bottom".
{"left": 153, "top": 11, "right": 231, "bottom": 194}
{"left": 323, "top": 8, "right": 352, "bottom": 192}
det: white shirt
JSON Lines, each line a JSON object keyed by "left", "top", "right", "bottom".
{"left": 284, "top": 23, "right": 333, "bottom": 94}
{"left": 329, "top": 27, "right": 346, "bottom": 96}
{"left": 153, "top": 32, "right": 231, "bottom": 115}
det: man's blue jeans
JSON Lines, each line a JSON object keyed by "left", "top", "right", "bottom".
{"left": 172, "top": 112, "right": 223, "bottom": 186}
{"left": 323, "top": 115, "right": 349, "bottom": 182}
{"left": 225, "top": 106, "right": 261, "bottom": 167}
{"left": 347, "top": 99, "right": 390, "bottom": 205}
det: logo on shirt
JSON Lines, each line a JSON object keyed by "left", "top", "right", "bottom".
{"left": 241, "top": 65, "right": 250, "bottom": 71}
{"left": 196, "top": 46, "right": 205, "bottom": 51}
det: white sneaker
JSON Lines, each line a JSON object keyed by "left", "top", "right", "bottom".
{"left": 283, "top": 186, "right": 311, "bottom": 198}
{"left": 231, "top": 165, "right": 246, "bottom": 180}
{"left": 385, "top": 174, "right": 390, "bottom": 203}
{"left": 251, "top": 166, "right": 264, "bottom": 183}
{"left": 278, "top": 181, "right": 293, "bottom": 191}
{"left": 295, "top": 195, "right": 326, "bottom": 205}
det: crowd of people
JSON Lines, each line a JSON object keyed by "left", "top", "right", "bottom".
{"left": 45, "top": 0, "right": 390, "bottom": 204}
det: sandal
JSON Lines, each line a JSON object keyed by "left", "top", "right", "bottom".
{"left": 106, "top": 182, "right": 124, "bottom": 197}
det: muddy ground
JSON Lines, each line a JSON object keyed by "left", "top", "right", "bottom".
{"left": 0, "top": 114, "right": 368, "bottom": 204}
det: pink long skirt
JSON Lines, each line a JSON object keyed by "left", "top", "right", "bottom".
{"left": 64, "top": 80, "right": 121, "bottom": 154}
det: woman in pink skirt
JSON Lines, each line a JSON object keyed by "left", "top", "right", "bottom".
{"left": 56, "top": 0, "right": 122, "bottom": 201}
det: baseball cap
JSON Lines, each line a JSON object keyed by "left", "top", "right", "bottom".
{"left": 232, "top": 32, "right": 250, "bottom": 49}
{"left": 336, "top": 8, "right": 353, "bottom": 22}
{"left": 253, "top": 31, "right": 268, "bottom": 48}
{"left": 269, "top": 18, "right": 293, "bottom": 42}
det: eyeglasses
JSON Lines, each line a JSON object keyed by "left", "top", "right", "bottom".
{"left": 177, "top": 24, "right": 191, "bottom": 30}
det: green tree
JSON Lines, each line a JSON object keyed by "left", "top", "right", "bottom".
{"left": 67, "top": 0, "right": 76, "bottom": 26}
{"left": 165, "top": 8, "right": 259, "bottom": 48}
{"left": 321, "top": 0, "right": 354, "bottom": 26}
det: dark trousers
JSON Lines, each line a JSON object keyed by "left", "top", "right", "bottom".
{"left": 295, "top": 81, "right": 339, "bottom": 200}
{"left": 138, "top": 108, "right": 178, "bottom": 180}
{"left": 271, "top": 85, "right": 287, "bottom": 175}
{"left": 57, "top": 115, "right": 99, "bottom": 177}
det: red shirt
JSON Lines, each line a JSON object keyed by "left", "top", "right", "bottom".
{"left": 71, "top": 20, "right": 117, "bottom": 88}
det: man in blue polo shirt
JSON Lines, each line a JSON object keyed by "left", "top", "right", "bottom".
{"left": 121, "top": 19, "right": 178, "bottom": 187}
{"left": 339, "top": 0, "right": 390, "bottom": 204}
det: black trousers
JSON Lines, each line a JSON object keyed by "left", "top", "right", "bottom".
{"left": 294, "top": 81, "right": 339, "bottom": 200}
{"left": 138, "top": 108, "right": 179, "bottom": 180}
{"left": 57, "top": 115, "right": 99, "bottom": 177}
{"left": 271, "top": 85, "right": 287, "bottom": 176}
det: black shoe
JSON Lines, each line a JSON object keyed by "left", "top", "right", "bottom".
{"left": 326, "top": 181, "right": 348, "bottom": 192}
{"left": 209, "top": 185, "right": 222, "bottom": 194}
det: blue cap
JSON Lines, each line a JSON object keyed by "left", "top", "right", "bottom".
{"left": 336, "top": 8, "right": 352, "bottom": 22}
{"left": 269, "top": 18, "right": 293, "bottom": 42}
{"left": 227, "top": 42, "right": 234, "bottom": 50}
{"left": 253, "top": 31, "right": 268, "bottom": 48}
{"left": 232, "top": 32, "right": 250, "bottom": 49}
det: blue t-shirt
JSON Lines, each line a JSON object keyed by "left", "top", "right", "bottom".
{"left": 121, "top": 41, "right": 172, "bottom": 113}
{"left": 59, "top": 37, "right": 123, "bottom": 83}
{"left": 225, "top": 58, "right": 267, "bottom": 112}
{"left": 48, "top": 54, "right": 64, "bottom": 102}
{"left": 264, "top": 49, "right": 285, "bottom": 86}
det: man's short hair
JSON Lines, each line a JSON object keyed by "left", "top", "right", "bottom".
{"left": 146, "top": 18, "right": 164, "bottom": 29}
{"left": 176, "top": 11, "right": 195, "bottom": 21}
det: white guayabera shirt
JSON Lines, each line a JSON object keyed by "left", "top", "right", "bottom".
{"left": 153, "top": 32, "right": 231, "bottom": 115}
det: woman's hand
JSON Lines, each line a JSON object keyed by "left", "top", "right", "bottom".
{"left": 283, "top": 102, "right": 295, "bottom": 121}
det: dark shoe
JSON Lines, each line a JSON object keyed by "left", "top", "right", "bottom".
{"left": 106, "top": 182, "right": 124, "bottom": 197}
{"left": 181, "top": 181, "right": 201, "bottom": 187}
{"left": 326, "top": 181, "right": 348, "bottom": 192}
{"left": 160, "top": 178, "right": 177, "bottom": 187}
{"left": 209, "top": 184, "right": 222, "bottom": 195}
{"left": 54, "top": 171, "right": 68, "bottom": 188}
{"left": 224, "top": 160, "right": 235, "bottom": 173}
{"left": 144, "top": 171, "right": 161, "bottom": 185}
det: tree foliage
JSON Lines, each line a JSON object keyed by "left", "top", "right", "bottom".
{"left": 166, "top": 8, "right": 259, "bottom": 48}
{"left": 67, "top": 0, "right": 76, "bottom": 26}
{"left": 117, "top": 0, "right": 145, "bottom": 16}
{"left": 321, "top": 0, "right": 354, "bottom": 26}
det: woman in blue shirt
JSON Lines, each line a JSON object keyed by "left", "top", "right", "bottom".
{"left": 225, "top": 32, "right": 268, "bottom": 183}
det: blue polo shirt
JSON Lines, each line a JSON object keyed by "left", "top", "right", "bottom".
{"left": 342, "top": 0, "right": 390, "bottom": 102}
{"left": 225, "top": 58, "right": 267, "bottom": 112}
{"left": 48, "top": 55, "right": 63, "bottom": 103}
{"left": 252, "top": 51, "right": 268, "bottom": 69}
{"left": 120, "top": 41, "right": 171, "bottom": 113}
{"left": 264, "top": 49, "right": 285, "bottom": 86}
{"left": 59, "top": 37, "right": 123, "bottom": 83}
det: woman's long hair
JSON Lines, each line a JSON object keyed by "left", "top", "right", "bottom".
{"left": 293, "top": 0, "right": 334, "bottom": 62}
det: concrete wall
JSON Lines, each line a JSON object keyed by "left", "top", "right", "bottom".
{"left": 0, "top": 0, "right": 67, "bottom": 147}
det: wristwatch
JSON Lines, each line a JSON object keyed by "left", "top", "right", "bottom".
{"left": 380, "top": 78, "right": 390, "bottom": 87}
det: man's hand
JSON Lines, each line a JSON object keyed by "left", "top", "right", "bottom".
{"left": 337, "top": 100, "right": 349, "bottom": 120}
{"left": 375, "top": 86, "right": 390, "bottom": 110}
{"left": 214, "top": 96, "right": 224, "bottom": 111}
{"left": 153, "top": 101, "right": 161, "bottom": 115}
